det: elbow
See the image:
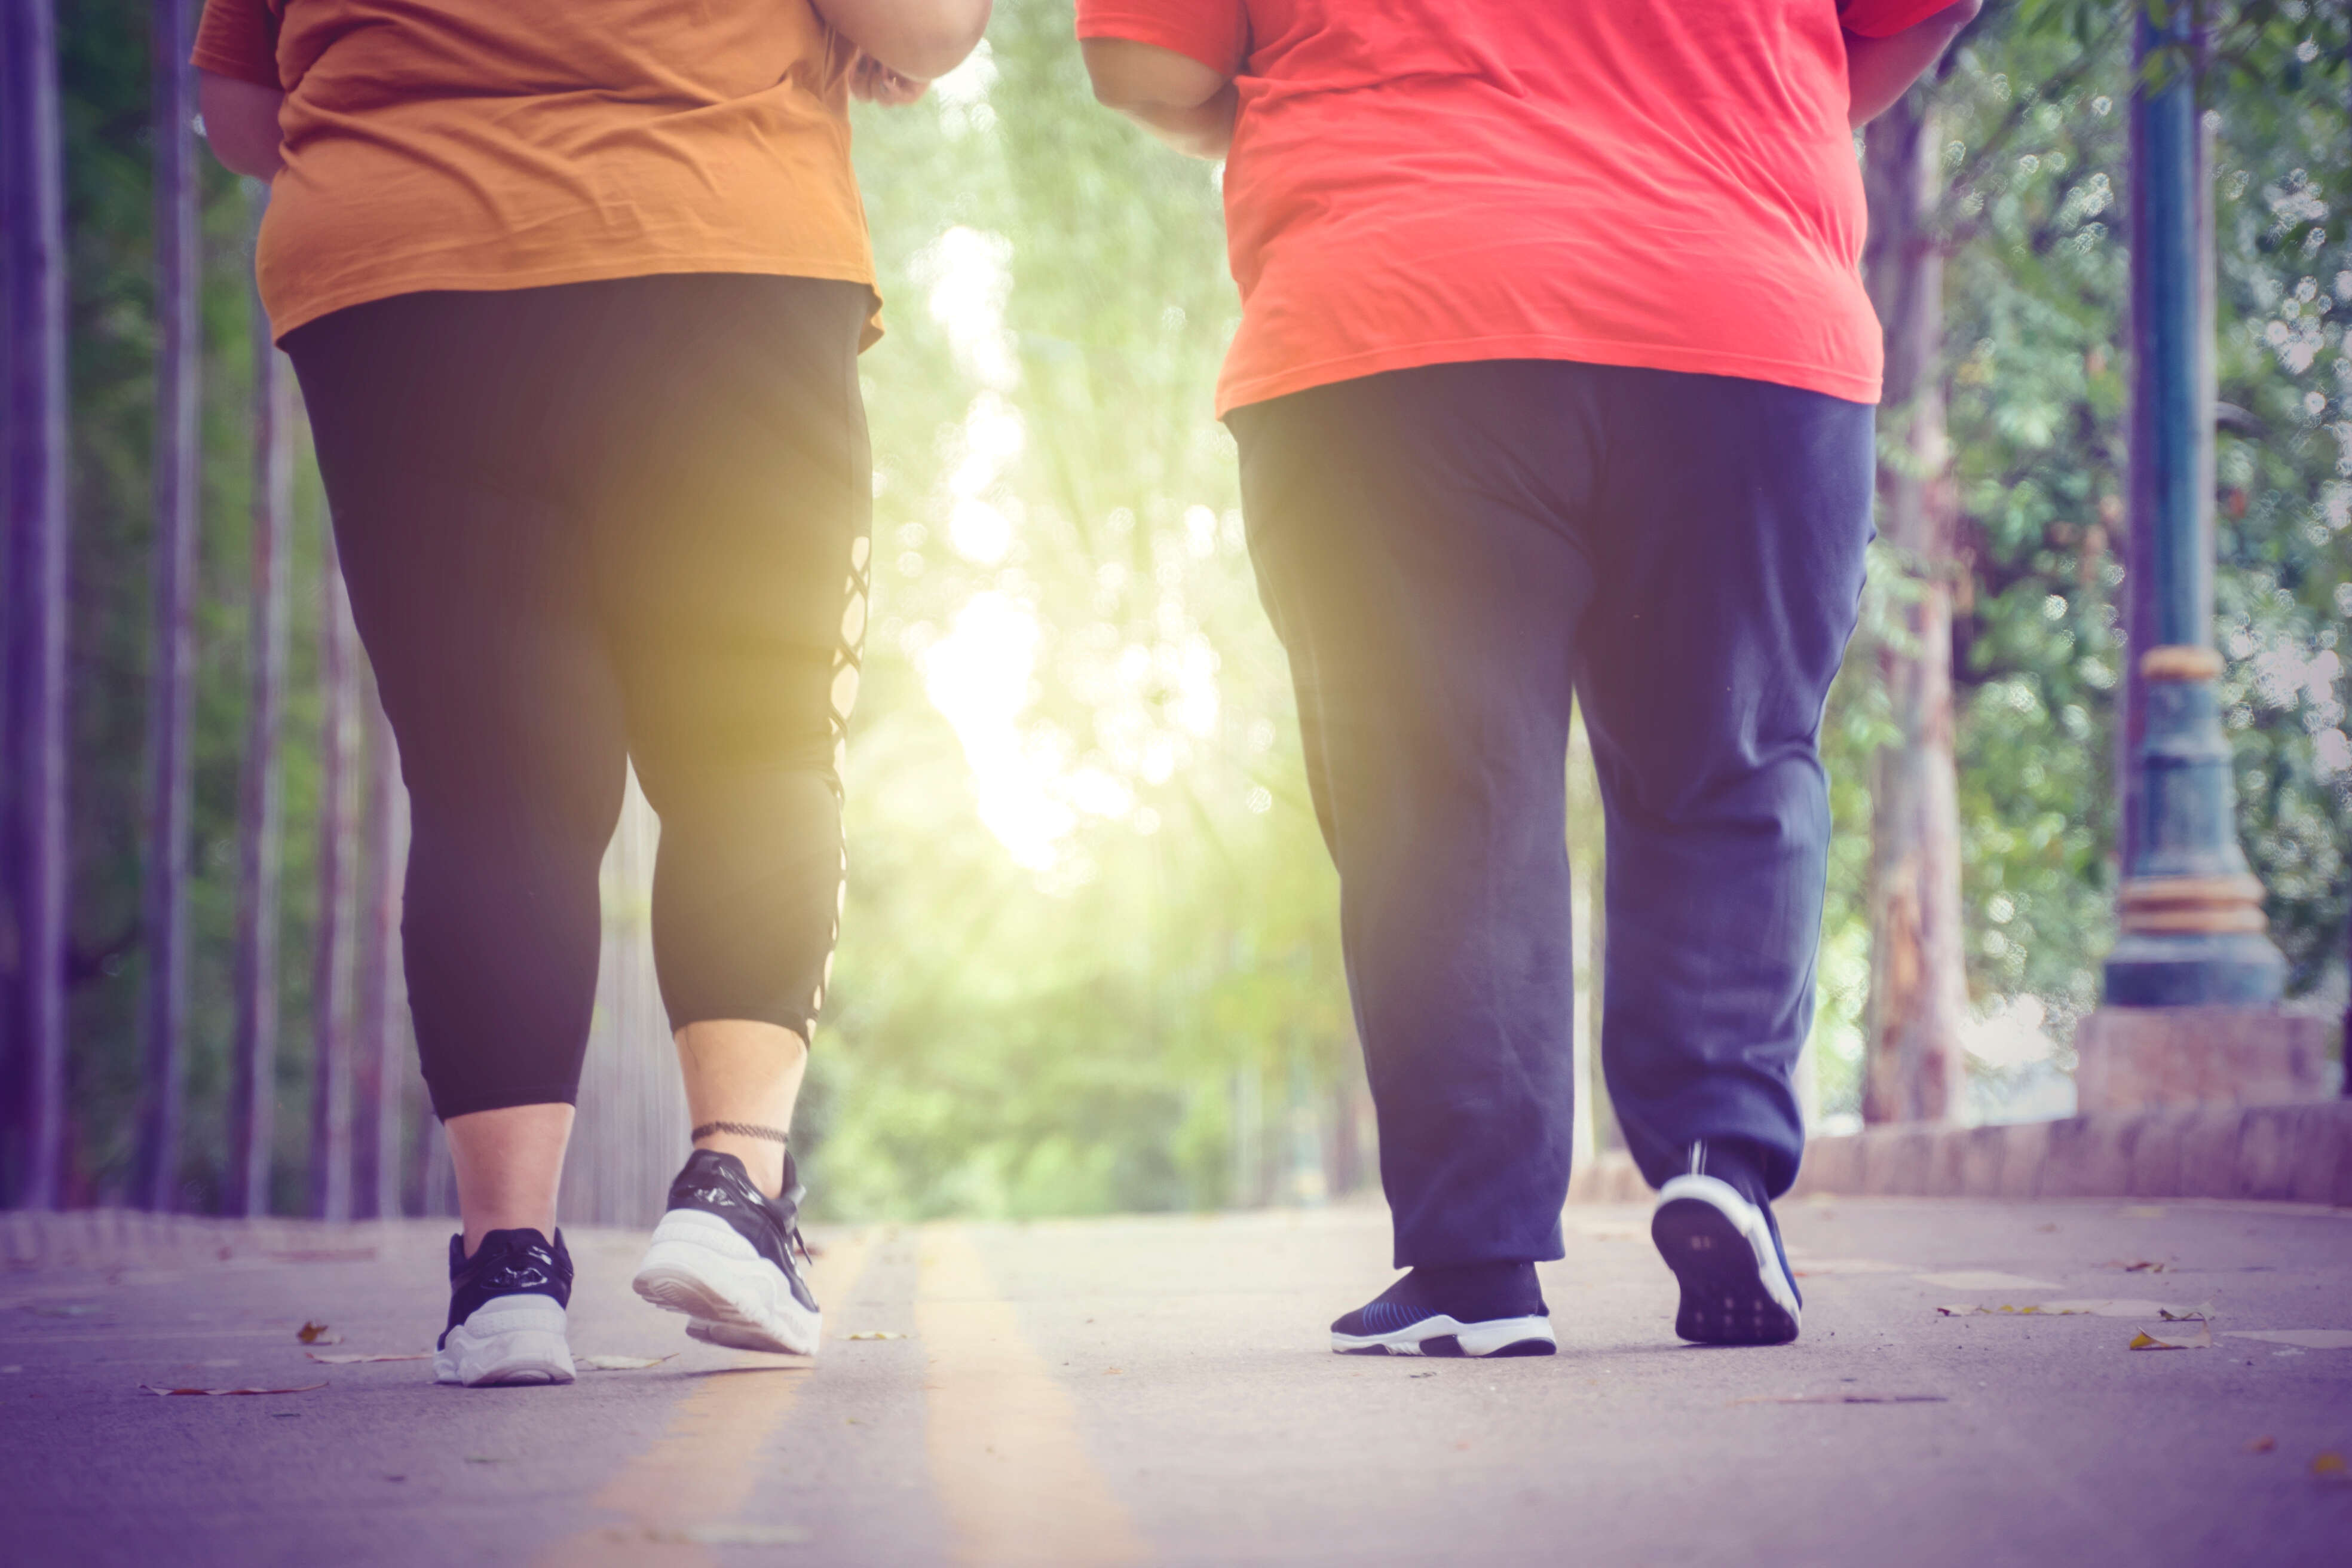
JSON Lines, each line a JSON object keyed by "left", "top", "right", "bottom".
{"left": 206, "top": 135, "right": 281, "bottom": 181}
{"left": 1088, "top": 75, "right": 1139, "bottom": 111}
{"left": 893, "top": 0, "right": 992, "bottom": 83}
{"left": 1081, "top": 40, "right": 1223, "bottom": 115}
{"left": 197, "top": 72, "right": 286, "bottom": 180}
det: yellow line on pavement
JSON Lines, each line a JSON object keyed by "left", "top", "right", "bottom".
{"left": 539, "top": 1229, "right": 874, "bottom": 1568}
{"left": 917, "top": 1226, "right": 1150, "bottom": 1567}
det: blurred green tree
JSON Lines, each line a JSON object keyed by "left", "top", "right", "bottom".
{"left": 16, "top": 0, "right": 2345, "bottom": 1214}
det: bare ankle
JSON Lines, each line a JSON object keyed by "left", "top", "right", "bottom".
{"left": 461, "top": 1212, "right": 557, "bottom": 1255}
{"left": 674, "top": 1021, "right": 808, "bottom": 1201}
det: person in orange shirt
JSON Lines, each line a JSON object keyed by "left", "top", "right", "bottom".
{"left": 197, "top": 0, "right": 988, "bottom": 1388}
{"left": 1081, "top": 0, "right": 1981, "bottom": 1356}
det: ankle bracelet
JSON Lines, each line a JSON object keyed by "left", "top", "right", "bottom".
{"left": 691, "top": 1120, "right": 790, "bottom": 1146}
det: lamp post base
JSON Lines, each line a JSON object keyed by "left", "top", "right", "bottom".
{"left": 2102, "top": 928, "right": 2287, "bottom": 1007}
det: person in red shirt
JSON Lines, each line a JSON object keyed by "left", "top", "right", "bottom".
{"left": 1080, "top": 0, "right": 1980, "bottom": 1355}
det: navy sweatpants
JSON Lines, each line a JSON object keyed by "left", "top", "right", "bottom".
{"left": 1227, "top": 360, "right": 1874, "bottom": 1267}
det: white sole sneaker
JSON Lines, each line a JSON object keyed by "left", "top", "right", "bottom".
{"left": 1652, "top": 1174, "right": 1802, "bottom": 1345}
{"left": 1331, "top": 1313, "right": 1557, "bottom": 1358}
{"left": 433, "top": 1294, "right": 576, "bottom": 1386}
{"left": 632, "top": 1208, "right": 821, "bottom": 1356}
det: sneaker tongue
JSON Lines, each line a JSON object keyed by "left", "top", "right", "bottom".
{"left": 478, "top": 1226, "right": 552, "bottom": 1249}
{"left": 466, "top": 1228, "right": 566, "bottom": 1273}
{"left": 689, "top": 1146, "right": 797, "bottom": 1211}
{"left": 688, "top": 1146, "right": 753, "bottom": 1181}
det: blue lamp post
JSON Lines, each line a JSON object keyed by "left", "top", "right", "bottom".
{"left": 2103, "top": 0, "right": 2286, "bottom": 1006}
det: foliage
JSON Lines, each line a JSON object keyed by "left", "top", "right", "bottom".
{"left": 15, "top": 0, "right": 2348, "bottom": 1209}
{"left": 36, "top": 0, "right": 343, "bottom": 1210}
{"left": 1892, "top": 0, "right": 2344, "bottom": 1111}
{"left": 814, "top": 3, "right": 1360, "bottom": 1216}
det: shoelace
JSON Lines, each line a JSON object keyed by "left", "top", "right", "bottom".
{"left": 696, "top": 1161, "right": 810, "bottom": 1271}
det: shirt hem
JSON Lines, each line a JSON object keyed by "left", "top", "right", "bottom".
{"left": 267, "top": 253, "right": 881, "bottom": 345}
{"left": 1215, "top": 334, "right": 1881, "bottom": 416}
{"left": 1074, "top": 19, "right": 1236, "bottom": 78}
{"left": 1840, "top": 0, "right": 1967, "bottom": 39}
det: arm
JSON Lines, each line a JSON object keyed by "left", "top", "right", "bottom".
{"left": 812, "top": 0, "right": 991, "bottom": 85}
{"left": 198, "top": 70, "right": 285, "bottom": 179}
{"left": 1845, "top": 0, "right": 1982, "bottom": 127}
{"left": 1081, "top": 37, "right": 1235, "bottom": 160}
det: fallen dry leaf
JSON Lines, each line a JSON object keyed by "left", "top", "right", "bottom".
{"left": 1938, "top": 1298, "right": 2200, "bottom": 1320}
{"left": 2247, "top": 1436, "right": 2277, "bottom": 1454}
{"left": 2127, "top": 1323, "right": 2212, "bottom": 1350}
{"left": 844, "top": 1331, "right": 905, "bottom": 1342}
{"left": 577, "top": 1353, "right": 676, "bottom": 1371}
{"left": 142, "top": 1382, "right": 327, "bottom": 1396}
{"left": 305, "top": 1351, "right": 430, "bottom": 1365}
{"left": 2314, "top": 1453, "right": 2347, "bottom": 1478}
{"left": 2221, "top": 1330, "right": 2352, "bottom": 1351}
{"left": 295, "top": 1321, "right": 340, "bottom": 1346}
{"left": 1732, "top": 1392, "right": 1947, "bottom": 1405}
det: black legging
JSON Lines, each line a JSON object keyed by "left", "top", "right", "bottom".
{"left": 287, "top": 274, "right": 871, "bottom": 1119}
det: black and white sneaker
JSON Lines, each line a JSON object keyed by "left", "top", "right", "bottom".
{"left": 1330, "top": 1261, "right": 1557, "bottom": 1358}
{"left": 1652, "top": 1141, "right": 1802, "bottom": 1346}
{"left": 632, "top": 1148, "right": 821, "bottom": 1356}
{"left": 434, "top": 1227, "right": 576, "bottom": 1387}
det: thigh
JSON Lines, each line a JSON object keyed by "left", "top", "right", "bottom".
{"left": 581, "top": 275, "right": 874, "bottom": 803}
{"left": 1230, "top": 361, "right": 1602, "bottom": 843}
{"left": 287, "top": 293, "right": 628, "bottom": 846}
{"left": 1575, "top": 369, "right": 1875, "bottom": 810}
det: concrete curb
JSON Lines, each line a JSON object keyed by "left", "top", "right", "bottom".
{"left": 0, "top": 1209, "right": 409, "bottom": 1274}
{"left": 1566, "top": 1097, "right": 2352, "bottom": 1208}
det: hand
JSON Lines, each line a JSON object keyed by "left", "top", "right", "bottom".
{"left": 850, "top": 51, "right": 930, "bottom": 106}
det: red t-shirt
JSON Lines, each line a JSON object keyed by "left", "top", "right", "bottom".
{"left": 1076, "top": 0, "right": 1954, "bottom": 415}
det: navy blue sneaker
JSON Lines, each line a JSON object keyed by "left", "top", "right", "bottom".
{"left": 1330, "top": 1261, "right": 1556, "bottom": 1357}
{"left": 434, "top": 1227, "right": 575, "bottom": 1386}
{"left": 1652, "top": 1141, "right": 1802, "bottom": 1345}
{"left": 633, "top": 1148, "right": 820, "bottom": 1355}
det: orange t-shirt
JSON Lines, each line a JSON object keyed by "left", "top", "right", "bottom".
{"left": 192, "top": 0, "right": 878, "bottom": 342}
{"left": 1076, "top": 0, "right": 1956, "bottom": 415}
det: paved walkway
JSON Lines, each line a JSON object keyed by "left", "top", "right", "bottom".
{"left": 4, "top": 1196, "right": 2350, "bottom": 1566}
